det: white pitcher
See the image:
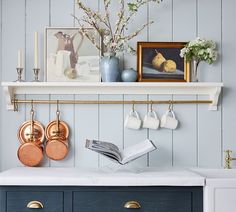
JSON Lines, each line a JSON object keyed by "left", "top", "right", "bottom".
{"left": 55, "top": 50, "right": 71, "bottom": 77}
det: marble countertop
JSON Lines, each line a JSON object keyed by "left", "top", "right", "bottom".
{"left": 0, "top": 167, "right": 205, "bottom": 186}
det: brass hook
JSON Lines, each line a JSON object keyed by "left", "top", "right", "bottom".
{"left": 132, "top": 101, "right": 135, "bottom": 112}
{"left": 168, "top": 100, "right": 173, "bottom": 111}
{"left": 150, "top": 100, "right": 153, "bottom": 112}
{"left": 13, "top": 95, "right": 19, "bottom": 112}
{"left": 30, "top": 100, "right": 35, "bottom": 117}
{"left": 56, "top": 100, "right": 60, "bottom": 134}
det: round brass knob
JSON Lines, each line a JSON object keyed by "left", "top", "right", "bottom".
{"left": 124, "top": 200, "right": 141, "bottom": 209}
{"left": 27, "top": 200, "right": 44, "bottom": 209}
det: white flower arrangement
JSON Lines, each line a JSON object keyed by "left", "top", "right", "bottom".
{"left": 74, "top": 0, "right": 163, "bottom": 55}
{"left": 180, "top": 37, "right": 218, "bottom": 65}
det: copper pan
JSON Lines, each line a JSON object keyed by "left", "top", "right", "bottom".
{"left": 45, "top": 136, "right": 69, "bottom": 160}
{"left": 18, "top": 120, "right": 45, "bottom": 145}
{"left": 45, "top": 105, "right": 69, "bottom": 140}
{"left": 17, "top": 142, "right": 44, "bottom": 167}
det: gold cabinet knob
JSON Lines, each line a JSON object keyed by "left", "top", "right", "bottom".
{"left": 27, "top": 200, "right": 44, "bottom": 209}
{"left": 124, "top": 200, "right": 141, "bottom": 209}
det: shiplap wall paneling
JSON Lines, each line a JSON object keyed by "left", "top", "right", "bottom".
{"left": 172, "top": 0, "right": 197, "bottom": 167}
{"left": 124, "top": 95, "right": 148, "bottom": 167}
{"left": 222, "top": 0, "right": 236, "bottom": 166}
{"left": 149, "top": 0, "right": 172, "bottom": 42}
{"left": 1, "top": 0, "right": 26, "bottom": 170}
{"left": 124, "top": 1, "right": 148, "bottom": 69}
{"left": 50, "top": 0, "right": 74, "bottom": 26}
{"left": 198, "top": 0, "right": 222, "bottom": 82}
{"left": 49, "top": 95, "right": 75, "bottom": 167}
{"left": 197, "top": 0, "right": 222, "bottom": 167}
{"left": 99, "top": 95, "right": 123, "bottom": 167}
{"left": 149, "top": 95, "right": 173, "bottom": 166}
{"left": 25, "top": 94, "right": 50, "bottom": 167}
{"left": 0, "top": 0, "right": 3, "bottom": 171}
{"left": 172, "top": 0, "right": 196, "bottom": 41}
{"left": 25, "top": 0, "right": 49, "bottom": 82}
{"left": 74, "top": 95, "right": 99, "bottom": 168}
{"left": 148, "top": 0, "right": 173, "bottom": 166}
{"left": 172, "top": 95, "right": 197, "bottom": 166}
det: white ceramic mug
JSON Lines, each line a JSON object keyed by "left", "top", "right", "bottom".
{"left": 124, "top": 110, "right": 142, "bottom": 130}
{"left": 143, "top": 110, "right": 160, "bottom": 130}
{"left": 161, "top": 110, "right": 178, "bottom": 130}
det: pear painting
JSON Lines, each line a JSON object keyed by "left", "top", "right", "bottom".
{"left": 152, "top": 50, "right": 177, "bottom": 73}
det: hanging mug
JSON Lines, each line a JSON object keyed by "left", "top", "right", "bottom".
{"left": 143, "top": 110, "right": 160, "bottom": 130}
{"left": 124, "top": 110, "right": 142, "bottom": 130}
{"left": 161, "top": 109, "right": 178, "bottom": 130}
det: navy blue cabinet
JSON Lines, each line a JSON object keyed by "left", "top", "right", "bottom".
{"left": 0, "top": 186, "right": 203, "bottom": 212}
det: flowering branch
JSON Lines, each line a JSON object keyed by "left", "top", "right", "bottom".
{"left": 75, "top": 0, "right": 163, "bottom": 54}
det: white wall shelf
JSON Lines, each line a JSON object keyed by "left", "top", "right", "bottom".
{"left": 1, "top": 82, "right": 223, "bottom": 111}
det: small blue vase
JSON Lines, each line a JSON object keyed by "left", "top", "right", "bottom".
{"left": 121, "top": 68, "right": 138, "bottom": 82}
{"left": 100, "top": 53, "right": 120, "bottom": 82}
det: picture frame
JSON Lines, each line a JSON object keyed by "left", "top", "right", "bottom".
{"left": 45, "top": 27, "right": 100, "bottom": 82}
{"left": 137, "top": 42, "right": 190, "bottom": 82}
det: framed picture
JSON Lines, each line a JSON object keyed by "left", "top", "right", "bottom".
{"left": 45, "top": 27, "right": 100, "bottom": 82}
{"left": 137, "top": 42, "right": 190, "bottom": 82}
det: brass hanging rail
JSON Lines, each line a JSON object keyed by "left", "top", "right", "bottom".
{"left": 12, "top": 98, "right": 212, "bottom": 106}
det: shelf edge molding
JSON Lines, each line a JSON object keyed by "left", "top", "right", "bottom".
{"left": 1, "top": 82, "right": 223, "bottom": 111}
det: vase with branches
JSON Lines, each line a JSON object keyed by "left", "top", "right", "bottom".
{"left": 75, "top": 0, "right": 163, "bottom": 81}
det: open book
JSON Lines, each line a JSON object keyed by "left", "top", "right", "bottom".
{"left": 85, "top": 139, "right": 157, "bottom": 165}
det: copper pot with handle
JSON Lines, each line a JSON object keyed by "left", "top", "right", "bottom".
{"left": 45, "top": 102, "right": 69, "bottom": 160}
{"left": 17, "top": 103, "right": 45, "bottom": 167}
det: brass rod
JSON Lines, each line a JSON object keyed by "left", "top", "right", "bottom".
{"left": 12, "top": 99, "right": 213, "bottom": 105}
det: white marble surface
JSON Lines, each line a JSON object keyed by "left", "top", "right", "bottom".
{"left": 190, "top": 168, "right": 236, "bottom": 187}
{"left": 0, "top": 167, "right": 205, "bottom": 186}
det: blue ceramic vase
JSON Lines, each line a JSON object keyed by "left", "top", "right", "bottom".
{"left": 121, "top": 68, "right": 138, "bottom": 82}
{"left": 100, "top": 53, "right": 120, "bottom": 82}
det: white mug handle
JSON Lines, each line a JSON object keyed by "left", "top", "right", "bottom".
{"left": 148, "top": 110, "right": 158, "bottom": 119}
{"left": 167, "top": 110, "right": 176, "bottom": 119}
{"left": 129, "top": 110, "right": 140, "bottom": 120}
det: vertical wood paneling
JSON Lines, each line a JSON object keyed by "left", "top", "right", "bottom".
{"left": 50, "top": 0, "right": 74, "bottom": 26}
{"left": 172, "top": 0, "right": 197, "bottom": 167}
{"left": 49, "top": 95, "right": 75, "bottom": 167}
{"left": 197, "top": 0, "right": 222, "bottom": 167}
{"left": 148, "top": 0, "right": 173, "bottom": 167}
{"left": 124, "top": 1, "right": 148, "bottom": 69}
{"left": 124, "top": 95, "right": 148, "bottom": 167}
{"left": 99, "top": 95, "right": 123, "bottom": 167}
{"left": 0, "top": 0, "right": 232, "bottom": 170}
{"left": 25, "top": 0, "right": 50, "bottom": 81}
{"left": 0, "top": 0, "right": 2, "bottom": 171}
{"left": 149, "top": 95, "right": 173, "bottom": 167}
{"left": 1, "top": 0, "right": 26, "bottom": 170}
{"left": 222, "top": 0, "right": 236, "bottom": 167}
{"left": 173, "top": 95, "right": 197, "bottom": 166}
{"left": 149, "top": 0, "right": 172, "bottom": 41}
{"left": 74, "top": 95, "right": 99, "bottom": 168}
{"left": 198, "top": 0, "right": 222, "bottom": 82}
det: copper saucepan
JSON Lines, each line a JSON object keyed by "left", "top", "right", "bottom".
{"left": 17, "top": 104, "right": 45, "bottom": 167}
{"left": 45, "top": 104, "right": 69, "bottom": 160}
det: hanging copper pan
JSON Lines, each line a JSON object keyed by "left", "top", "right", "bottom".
{"left": 45, "top": 102, "right": 69, "bottom": 161}
{"left": 45, "top": 136, "right": 68, "bottom": 161}
{"left": 17, "top": 142, "right": 44, "bottom": 167}
{"left": 17, "top": 102, "right": 44, "bottom": 167}
{"left": 18, "top": 120, "right": 45, "bottom": 145}
{"left": 45, "top": 103, "right": 69, "bottom": 139}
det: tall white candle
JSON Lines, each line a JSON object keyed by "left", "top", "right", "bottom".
{"left": 17, "top": 50, "right": 23, "bottom": 68}
{"left": 34, "top": 31, "right": 39, "bottom": 68}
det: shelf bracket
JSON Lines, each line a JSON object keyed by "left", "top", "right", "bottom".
{"left": 3, "top": 85, "right": 14, "bottom": 110}
{"left": 209, "top": 86, "right": 222, "bottom": 110}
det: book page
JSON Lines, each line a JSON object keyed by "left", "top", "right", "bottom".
{"left": 121, "top": 139, "right": 157, "bottom": 164}
{"left": 85, "top": 140, "right": 122, "bottom": 162}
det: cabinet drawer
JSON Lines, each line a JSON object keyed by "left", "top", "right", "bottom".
{"left": 73, "top": 190, "right": 192, "bottom": 212}
{"left": 7, "top": 191, "right": 63, "bottom": 212}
